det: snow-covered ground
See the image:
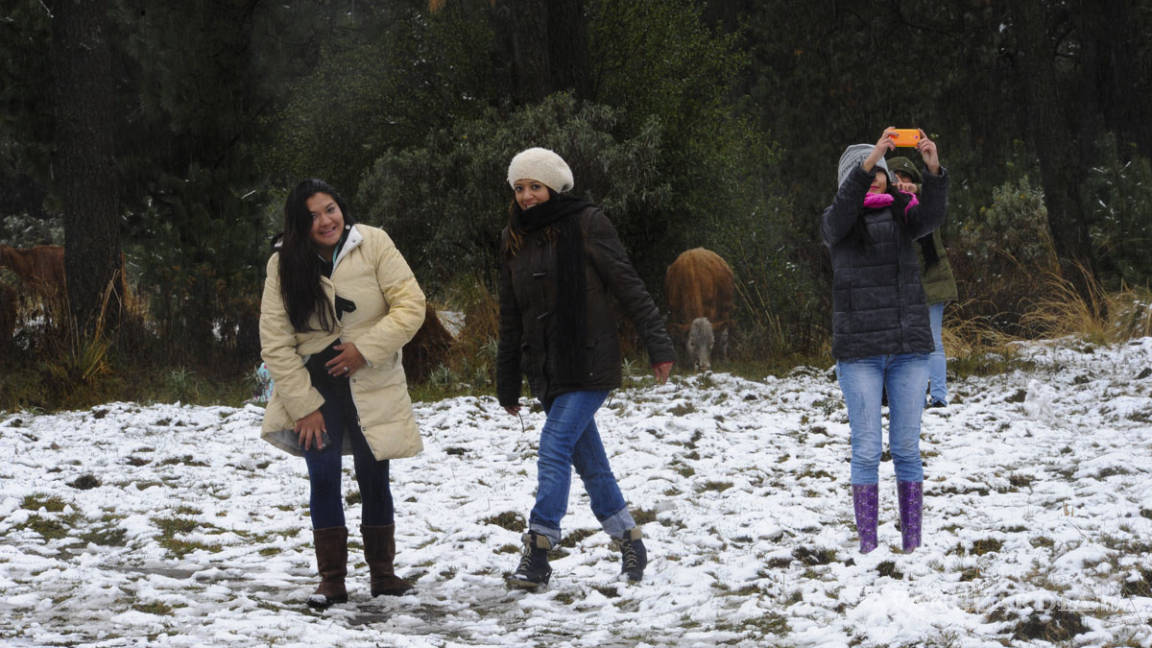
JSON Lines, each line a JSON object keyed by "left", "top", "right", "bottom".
{"left": 2, "top": 338, "right": 1152, "bottom": 647}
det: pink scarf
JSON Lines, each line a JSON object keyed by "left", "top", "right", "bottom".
{"left": 863, "top": 191, "right": 919, "bottom": 218}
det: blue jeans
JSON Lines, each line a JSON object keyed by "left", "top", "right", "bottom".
{"left": 302, "top": 376, "right": 394, "bottom": 529}
{"left": 928, "top": 302, "right": 948, "bottom": 404}
{"left": 837, "top": 353, "right": 929, "bottom": 485}
{"left": 529, "top": 390, "right": 635, "bottom": 544}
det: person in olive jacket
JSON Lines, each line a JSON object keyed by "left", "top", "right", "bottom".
{"left": 260, "top": 179, "right": 426, "bottom": 608}
{"left": 888, "top": 155, "right": 959, "bottom": 408}
{"left": 496, "top": 147, "right": 675, "bottom": 589}
{"left": 822, "top": 129, "right": 947, "bottom": 555}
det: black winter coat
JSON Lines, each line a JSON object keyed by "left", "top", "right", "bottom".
{"left": 821, "top": 165, "right": 948, "bottom": 360}
{"left": 497, "top": 204, "right": 675, "bottom": 407}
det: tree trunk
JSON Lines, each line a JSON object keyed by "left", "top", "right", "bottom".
{"left": 1009, "top": 0, "right": 1096, "bottom": 276}
{"left": 547, "top": 0, "right": 591, "bottom": 100}
{"left": 48, "top": 0, "right": 122, "bottom": 334}
{"left": 491, "top": 0, "right": 590, "bottom": 104}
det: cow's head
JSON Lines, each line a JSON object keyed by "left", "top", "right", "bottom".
{"left": 686, "top": 317, "right": 714, "bottom": 371}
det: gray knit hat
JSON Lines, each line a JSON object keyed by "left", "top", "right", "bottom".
{"left": 837, "top": 144, "right": 890, "bottom": 188}
{"left": 507, "top": 147, "right": 574, "bottom": 193}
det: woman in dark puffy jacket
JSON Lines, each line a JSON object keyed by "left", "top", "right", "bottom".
{"left": 496, "top": 147, "right": 675, "bottom": 590}
{"left": 821, "top": 128, "right": 947, "bottom": 554}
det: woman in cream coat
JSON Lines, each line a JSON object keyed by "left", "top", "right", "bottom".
{"left": 260, "top": 178, "right": 425, "bottom": 608}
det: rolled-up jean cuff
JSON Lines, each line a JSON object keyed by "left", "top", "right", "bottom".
{"left": 529, "top": 522, "right": 562, "bottom": 546}
{"left": 599, "top": 507, "right": 636, "bottom": 539}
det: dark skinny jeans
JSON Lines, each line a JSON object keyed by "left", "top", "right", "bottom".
{"left": 302, "top": 348, "right": 394, "bottom": 530}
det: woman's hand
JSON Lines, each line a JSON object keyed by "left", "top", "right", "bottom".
{"left": 896, "top": 180, "right": 919, "bottom": 194}
{"left": 863, "top": 127, "right": 897, "bottom": 172}
{"left": 504, "top": 404, "right": 521, "bottom": 415}
{"left": 325, "top": 342, "right": 366, "bottom": 377}
{"left": 652, "top": 361, "right": 673, "bottom": 384}
{"left": 916, "top": 131, "right": 941, "bottom": 175}
{"left": 295, "top": 409, "right": 327, "bottom": 451}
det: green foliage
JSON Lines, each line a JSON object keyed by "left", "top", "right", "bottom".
{"left": 0, "top": 214, "right": 63, "bottom": 246}
{"left": 589, "top": 0, "right": 743, "bottom": 140}
{"left": 587, "top": 0, "right": 757, "bottom": 283}
{"left": 954, "top": 176, "right": 1058, "bottom": 332}
{"left": 0, "top": 0, "right": 52, "bottom": 221}
{"left": 962, "top": 176, "right": 1056, "bottom": 272}
{"left": 1083, "top": 137, "right": 1152, "bottom": 288}
{"left": 109, "top": 0, "right": 323, "bottom": 366}
{"left": 127, "top": 167, "right": 267, "bottom": 363}
{"left": 266, "top": 3, "right": 501, "bottom": 192}
{"left": 356, "top": 92, "right": 668, "bottom": 293}
{"left": 3, "top": 0, "right": 1150, "bottom": 405}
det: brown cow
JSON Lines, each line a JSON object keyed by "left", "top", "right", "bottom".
{"left": 0, "top": 271, "right": 17, "bottom": 353}
{"left": 0, "top": 245, "right": 66, "bottom": 301}
{"left": 0, "top": 245, "right": 130, "bottom": 328}
{"left": 665, "top": 247, "right": 735, "bottom": 371}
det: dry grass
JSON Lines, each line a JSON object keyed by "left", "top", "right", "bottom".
{"left": 945, "top": 260, "right": 1152, "bottom": 377}
{"left": 443, "top": 274, "right": 499, "bottom": 373}
{"left": 1103, "top": 284, "right": 1152, "bottom": 340}
{"left": 407, "top": 274, "right": 501, "bottom": 401}
{"left": 1019, "top": 262, "right": 1109, "bottom": 342}
{"left": 734, "top": 278, "right": 787, "bottom": 357}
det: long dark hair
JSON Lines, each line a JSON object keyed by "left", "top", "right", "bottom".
{"left": 276, "top": 178, "right": 355, "bottom": 333}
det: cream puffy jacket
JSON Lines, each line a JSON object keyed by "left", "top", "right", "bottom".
{"left": 259, "top": 224, "right": 426, "bottom": 460}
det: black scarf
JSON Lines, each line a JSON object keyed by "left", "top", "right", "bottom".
{"left": 511, "top": 194, "right": 593, "bottom": 383}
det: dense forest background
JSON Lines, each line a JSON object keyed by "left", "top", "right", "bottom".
{"left": 2, "top": 0, "right": 1151, "bottom": 407}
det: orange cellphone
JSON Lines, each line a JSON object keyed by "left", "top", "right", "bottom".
{"left": 889, "top": 129, "right": 922, "bottom": 147}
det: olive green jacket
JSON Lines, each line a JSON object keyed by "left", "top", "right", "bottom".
{"left": 919, "top": 229, "right": 958, "bottom": 305}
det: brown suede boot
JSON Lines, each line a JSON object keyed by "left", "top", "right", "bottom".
{"left": 362, "top": 524, "right": 412, "bottom": 596}
{"left": 307, "top": 526, "right": 348, "bottom": 609}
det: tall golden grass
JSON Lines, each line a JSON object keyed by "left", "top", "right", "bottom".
{"left": 944, "top": 259, "right": 1152, "bottom": 374}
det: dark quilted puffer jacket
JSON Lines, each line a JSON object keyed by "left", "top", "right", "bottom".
{"left": 497, "top": 204, "right": 675, "bottom": 407}
{"left": 821, "top": 165, "right": 948, "bottom": 360}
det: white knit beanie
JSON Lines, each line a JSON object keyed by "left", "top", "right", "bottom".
{"left": 507, "top": 147, "right": 574, "bottom": 193}
{"left": 837, "top": 143, "right": 890, "bottom": 188}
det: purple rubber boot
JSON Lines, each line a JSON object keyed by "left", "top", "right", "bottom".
{"left": 852, "top": 484, "right": 879, "bottom": 554}
{"left": 897, "top": 480, "right": 923, "bottom": 552}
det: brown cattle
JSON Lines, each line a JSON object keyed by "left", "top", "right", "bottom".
{"left": 665, "top": 248, "right": 735, "bottom": 370}
{"left": 0, "top": 245, "right": 66, "bottom": 301}
{"left": 0, "top": 272, "right": 17, "bottom": 353}
{"left": 0, "top": 245, "right": 130, "bottom": 329}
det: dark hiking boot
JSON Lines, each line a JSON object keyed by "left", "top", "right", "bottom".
{"left": 614, "top": 527, "right": 647, "bottom": 582}
{"left": 507, "top": 532, "right": 552, "bottom": 590}
{"left": 362, "top": 524, "right": 412, "bottom": 596}
{"left": 307, "top": 526, "right": 348, "bottom": 609}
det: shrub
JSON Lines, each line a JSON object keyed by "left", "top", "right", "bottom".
{"left": 954, "top": 176, "right": 1060, "bottom": 336}
{"left": 356, "top": 92, "right": 669, "bottom": 296}
{"left": 1083, "top": 137, "right": 1152, "bottom": 289}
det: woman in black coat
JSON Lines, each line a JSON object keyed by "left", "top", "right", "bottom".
{"left": 822, "top": 128, "right": 946, "bottom": 555}
{"left": 496, "top": 147, "right": 675, "bottom": 589}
